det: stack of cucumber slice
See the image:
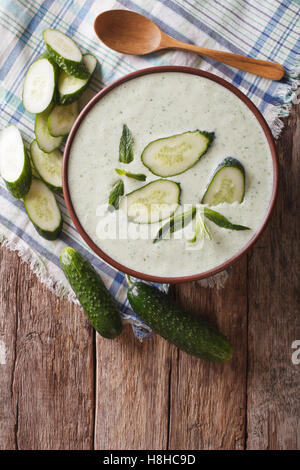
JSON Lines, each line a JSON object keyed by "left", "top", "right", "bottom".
{"left": 0, "top": 29, "right": 97, "bottom": 241}
{"left": 0, "top": 125, "right": 63, "bottom": 239}
{"left": 23, "top": 29, "right": 97, "bottom": 152}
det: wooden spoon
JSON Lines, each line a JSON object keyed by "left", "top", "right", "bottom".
{"left": 94, "top": 9, "right": 285, "bottom": 80}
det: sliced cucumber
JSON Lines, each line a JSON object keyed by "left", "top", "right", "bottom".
{"left": 0, "top": 125, "right": 32, "bottom": 198}
{"left": 57, "top": 53, "right": 97, "bottom": 105}
{"left": 48, "top": 102, "right": 78, "bottom": 137}
{"left": 24, "top": 178, "right": 62, "bottom": 240}
{"left": 22, "top": 55, "right": 57, "bottom": 114}
{"left": 202, "top": 157, "right": 245, "bottom": 205}
{"left": 35, "top": 110, "right": 63, "bottom": 153}
{"left": 30, "top": 140, "right": 62, "bottom": 193}
{"left": 43, "top": 29, "right": 89, "bottom": 79}
{"left": 119, "top": 179, "right": 181, "bottom": 224}
{"left": 141, "top": 130, "right": 214, "bottom": 177}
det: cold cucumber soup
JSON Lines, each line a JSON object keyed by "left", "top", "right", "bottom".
{"left": 68, "top": 72, "right": 274, "bottom": 278}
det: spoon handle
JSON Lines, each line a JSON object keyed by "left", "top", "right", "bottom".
{"left": 163, "top": 38, "right": 285, "bottom": 80}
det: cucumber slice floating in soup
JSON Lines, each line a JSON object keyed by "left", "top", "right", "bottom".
{"left": 202, "top": 157, "right": 245, "bottom": 205}
{"left": 48, "top": 102, "right": 78, "bottom": 137}
{"left": 120, "top": 179, "right": 181, "bottom": 224}
{"left": 57, "top": 53, "right": 97, "bottom": 105}
{"left": 43, "top": 29, "right": 89, "bottom": 79}
{"left": 30, "top": 140, "right": 62, "bottom": 193}
{"left": 35, "top": 110, "right": 63, "bottom": 153}
{"left": 0, "top": 125, "right": 32, "bottom": 198}
{"left": 141, "top": 130, "right": 215, "bottom": 177}
{"left": 24, "top": 178, "right": 62, "bottom": 240}
{"left": 22, "top": 55, "right": 57, "bottom": 114}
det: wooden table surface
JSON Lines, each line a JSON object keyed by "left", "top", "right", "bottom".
{"left": 0, "top": 105, "right": 299, "bottom": 451}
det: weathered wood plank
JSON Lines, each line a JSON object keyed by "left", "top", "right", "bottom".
{"left": 246, "top": 105, "right": 300, "bottom": 449}
{"left": 168, "top": 259, "right": 248, "bottom": 450}
{"left": 94, "top": 324, "right": 172, "bottom": 450}
{"left": 0, "top": 249, "right": 95, "bottom": 450}
{"left": 0, "top": 248, "right": 18, "bottom": 450}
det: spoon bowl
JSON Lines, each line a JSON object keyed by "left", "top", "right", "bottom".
{"left": 94, "top": 9, "right": 285, "bottom": 80}
{"left": 94, "top": 10, "right": 162, "bottom": 55}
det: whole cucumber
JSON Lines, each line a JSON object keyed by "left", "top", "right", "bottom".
{"left": 127, "top": 281, "right": 232, "bottom": 362}
{"left": 60, "top": 248, "right": 123, "bottom": 339}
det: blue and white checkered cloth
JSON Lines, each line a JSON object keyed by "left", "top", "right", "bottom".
{"left": 0, "top": 0, "right": 299, "bottom": 339}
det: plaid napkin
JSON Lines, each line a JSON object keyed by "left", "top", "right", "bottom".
{"left": 0, "top": 0, "right": 299, "bottom": 339}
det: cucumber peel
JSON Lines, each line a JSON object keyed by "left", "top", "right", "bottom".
{"left": 141, "top": 130, "right": 214, "bottom": 177}
{"left": 60, "top": 247, "right": 123, "bottom": 339}
{"left": 127, "top": 280, "right": 233, "bottom": 362}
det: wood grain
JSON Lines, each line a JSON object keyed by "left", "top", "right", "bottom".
{"left": 0, "top": 247, "right": 19, "bottom": 450}
{"left": 0, "top": 250, "right": 94, "bottom": 450}
{"left": 94, "top": 325, "right": 172, "bottom": 450}
{"left": 246, "top": 105, "right": 300, "bottom": 450}
{"left": 168, "top": 258, "right": 248, "bottom": 450}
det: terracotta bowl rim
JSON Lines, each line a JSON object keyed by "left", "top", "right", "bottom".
{"left": 63, "top": 65, "right": 278, "bottom": 284}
